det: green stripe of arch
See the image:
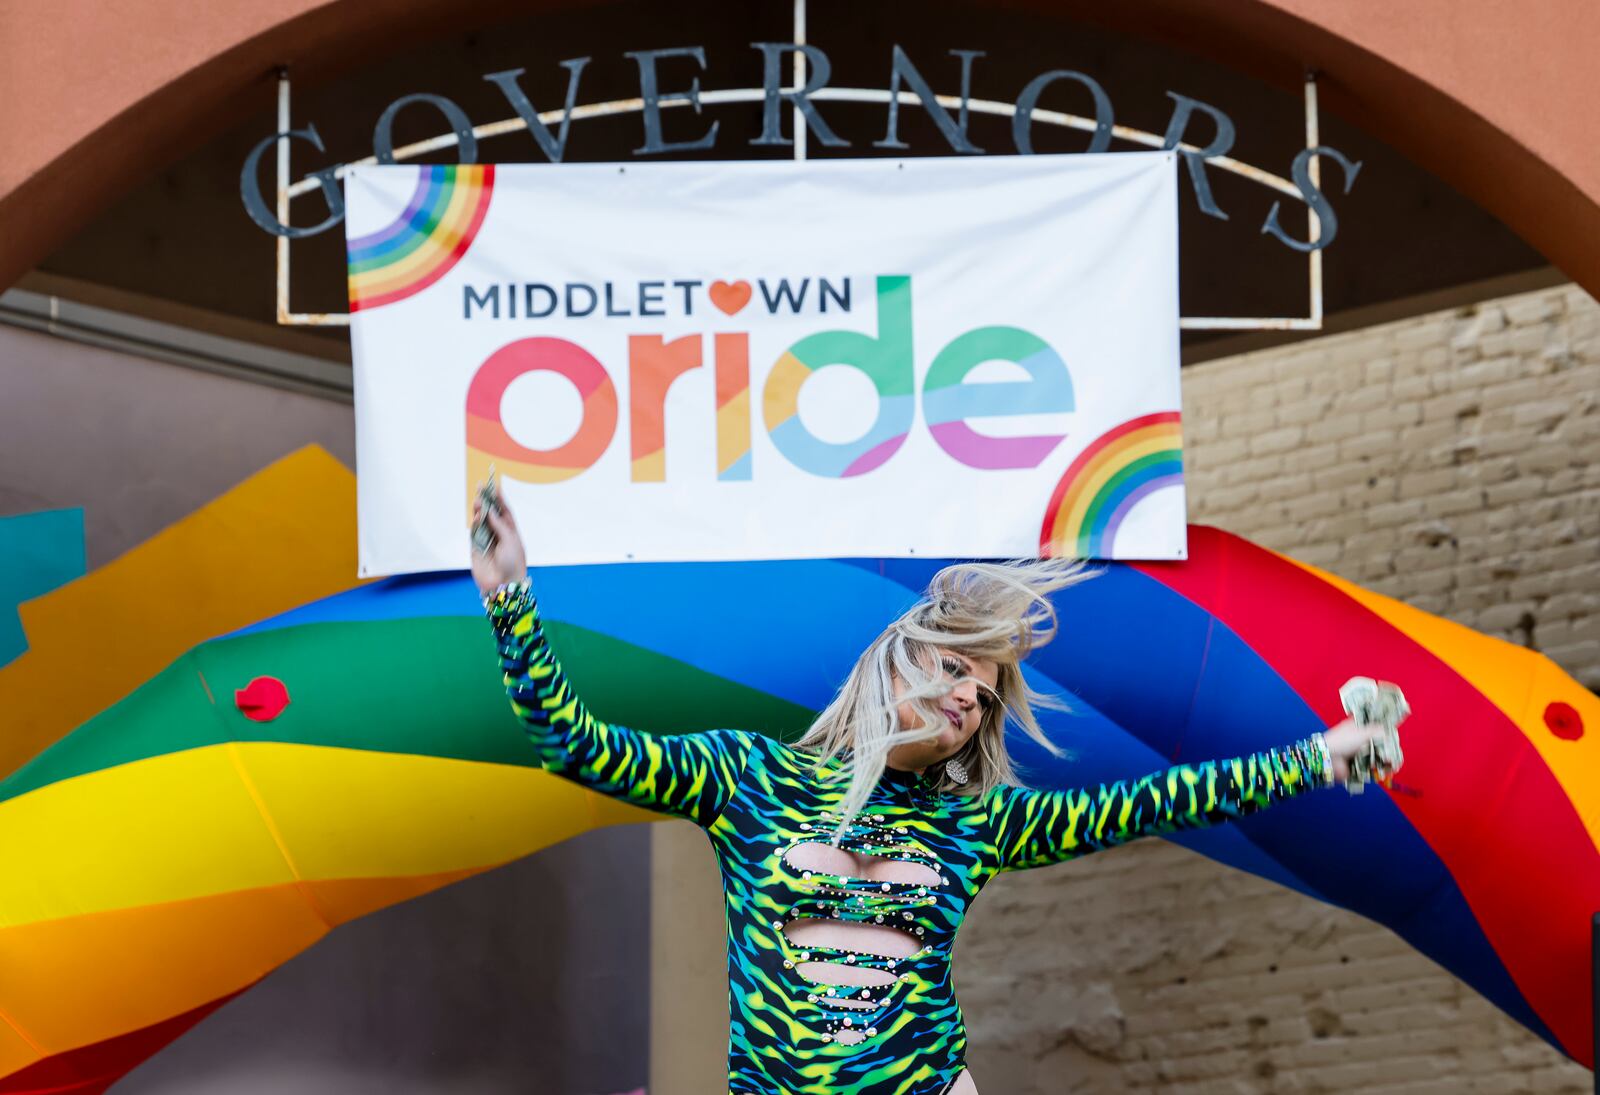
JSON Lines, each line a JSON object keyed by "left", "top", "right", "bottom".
{"left": 0, "top": 616, "right": 815, "bottom": 806}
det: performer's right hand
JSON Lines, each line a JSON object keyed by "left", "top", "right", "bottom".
{"left": 470, "top": 490, "right": 528, "bottom": 596}
{"left": 1322, "top": 716, "right": 1396, "bottom": 784}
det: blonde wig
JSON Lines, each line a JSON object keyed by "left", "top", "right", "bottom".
{"left": 794, "top": 558, "right": 1096, "bottom": 833}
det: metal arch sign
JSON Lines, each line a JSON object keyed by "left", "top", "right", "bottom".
{"left": 243, "top": 34, "right": 1362, "bottom": 331}
{"left": 241, "top": 42, "right": 1360, "bottom": 253}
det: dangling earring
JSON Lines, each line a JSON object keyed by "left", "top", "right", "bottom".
{"left": 945, "top": 757, "right": 970, "bottom": 786}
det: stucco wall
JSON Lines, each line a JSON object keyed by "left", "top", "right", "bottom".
{"left": 4, "top": 0, "right": 1600, "bottom": 297}
{"left": 652, "top": 282, "right": 1599, "bottom": 1093}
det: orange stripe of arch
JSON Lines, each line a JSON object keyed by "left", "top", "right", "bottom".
{"left": 0, "top": 872, "right": 485, "bottom": 1073}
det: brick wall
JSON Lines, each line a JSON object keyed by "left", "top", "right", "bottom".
{"left": 958, "top": 282, "right": 1599, "bottom": 1093}
{"left": 1184, "top": 284, "right": 1600, "bottom": 680}
{"left": 959, "top": 838, "right": 1591, "bottom": 1093}
{"left": 651, "top": 283, "right": 1599, "bottom": 1094}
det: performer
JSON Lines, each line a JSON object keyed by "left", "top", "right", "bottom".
{"left": 470, "top": 498, "right": 1394, "bottom": 1095}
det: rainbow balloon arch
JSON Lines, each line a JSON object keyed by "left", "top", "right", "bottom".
{"left": 0, "top": 449, "right": 1595, "bottom": 1092}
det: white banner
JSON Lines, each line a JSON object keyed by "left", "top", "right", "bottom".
{"left": 346, "top": 154, "right": 1185, "bottom": 577}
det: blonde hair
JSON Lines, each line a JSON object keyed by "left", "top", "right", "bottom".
{"left": 794, "top": 558, "right": 1096, "bottom": 832}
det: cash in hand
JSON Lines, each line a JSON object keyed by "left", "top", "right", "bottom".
{"left": 1338, "top": 676, "right": 1409, "bottom": 794}
{"left": 471, "top": 467, "right": 501, "bottom": 555}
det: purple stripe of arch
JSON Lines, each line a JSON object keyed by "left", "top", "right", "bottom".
{"left": 347, "top": 169, "right": 438, "bottom": 254}
{"left": 1095, "top": 471, "right": 1184, "bottom": 555}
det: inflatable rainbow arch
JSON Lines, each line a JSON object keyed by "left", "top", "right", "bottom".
{"left": 0, "top": 449, "right": 1594, "bottom": 1092}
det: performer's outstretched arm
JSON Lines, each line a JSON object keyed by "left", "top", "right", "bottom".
{"left": 990, "top": 738, "right": 1334, "bottom": 871}
{"left": 473, "top": 489, "right": 752, "bottom": 828}
{"left": 485, "top": 583, "right": 752, "bottom": 826}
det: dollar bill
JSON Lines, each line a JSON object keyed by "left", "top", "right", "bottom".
{"left": 1338, "top": 676, "right": 1409, "bottom": 794}
{"left": 471, "top": 467, "right": 500, "bottom": 555}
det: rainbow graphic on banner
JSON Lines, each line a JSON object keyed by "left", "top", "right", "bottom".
{"left": 346, "top": 165, "right": 495, "bottom": 312}
{"left": 1039, "top": 411, "right": 1184, "bottom": 558}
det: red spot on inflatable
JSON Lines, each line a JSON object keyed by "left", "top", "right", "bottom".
{"left": 235, "top": 677, "right": 290, "bottom": 722}
{"left": 1543, "top": 701, "right": 1583, "bottom": 740}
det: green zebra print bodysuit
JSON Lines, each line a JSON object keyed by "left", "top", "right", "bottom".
{"left": 486, "top": 583, "right": 1332, "bottom": 1095}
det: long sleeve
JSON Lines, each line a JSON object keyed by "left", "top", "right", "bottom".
{"left": 990, "top": 739, "right": 1331, "bottom": 871}
{"left": 486, "top": 580, "right": 753, "bottom": 827}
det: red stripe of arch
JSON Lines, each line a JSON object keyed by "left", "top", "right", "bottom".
{"left": 1133, "top": 526, "right": 1598, "bottom": 1066}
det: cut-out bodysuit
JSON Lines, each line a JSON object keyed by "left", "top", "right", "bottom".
{"left": 487, "top": 586, "right": 1331, "bottom": 1095}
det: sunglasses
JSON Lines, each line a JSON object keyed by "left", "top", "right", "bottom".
{"left": 937, "top": 655, "right": 1001, "bottom": 715}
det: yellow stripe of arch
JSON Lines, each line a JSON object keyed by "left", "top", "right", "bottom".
{"left": 1277, "top": 551, "right": 1600, "bottom": 856}
{"left": 0, "top": 742, "right": 653, "bottom": 928}
{"left": 1051, "top": 429, "right": 1181, "bottom": 548}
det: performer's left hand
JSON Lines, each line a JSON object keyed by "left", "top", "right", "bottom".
{"left": 1321, "top": 717, "right": 1394, "bottom": 783}
{"left": 470, "top": 490, "right": 528, "bottom": 596}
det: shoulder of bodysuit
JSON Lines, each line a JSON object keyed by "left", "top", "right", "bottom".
{"left": 975, "top": 780, "right": 1031, "bottom": 812}
{"left": 751, "top": 735, "right": 841, "bottom": 779}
